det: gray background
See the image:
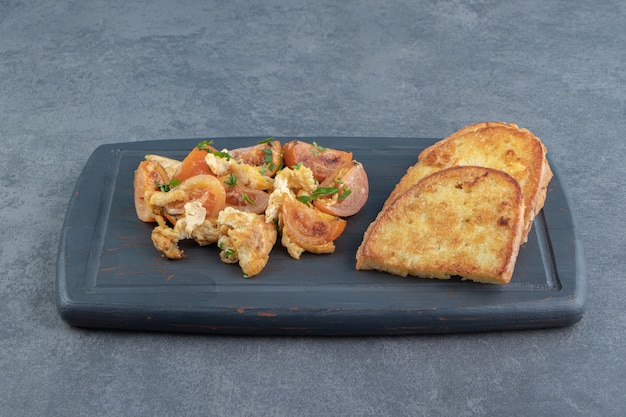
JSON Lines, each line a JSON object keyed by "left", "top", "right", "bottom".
{"left": 1, "top": 1, "right": 624, "bottom": 416}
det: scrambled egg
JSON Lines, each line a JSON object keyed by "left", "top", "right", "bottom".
{"left": 206, "top": 151, "right": 273, "bottom": 190}
{"left": 144, "top": 154, "right": 181, "bottom": 178}
{"left": 277, "top": 217, "right": 305, "bottom": 259}
{"left": 205, "top": 151, "right": 234, "bottom": 176}
{"left": 231, "top": 163, "right": 273, "bottom": 190}
{"left": 151, "top": 201, "right": 219, "bottom": 259}
{"left": 148, "top": 189, "right": 188, "bottom": 215}
{"left": 217, "top": 207, "right": 277, "bottom": 277}
{"left": 265, "top": 165, "right": 317, "bottom": 223}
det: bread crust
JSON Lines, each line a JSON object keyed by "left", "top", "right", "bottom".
{"left": 385, "top": 122, "right": 552, "bottom": 241}
{"left": 356, "top": 166, "right": 525, "bottom": 284}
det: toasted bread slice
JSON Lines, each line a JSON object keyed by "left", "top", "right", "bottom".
{"left": 385, "top": 122, "right": 552, "bottom": 240}
{"left": 356, "top": 166, "right": 525, "bottom": 284}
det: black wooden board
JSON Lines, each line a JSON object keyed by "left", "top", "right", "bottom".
{"left": 56, "top": 137, "right": 586, "bottom": 335}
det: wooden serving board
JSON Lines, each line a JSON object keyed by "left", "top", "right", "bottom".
{"left": 56, "top": 137, "right": 585, "bottom": 335}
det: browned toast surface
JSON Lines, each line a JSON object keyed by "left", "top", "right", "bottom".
{"left": 356, "top": 166, "right": 525, "bottom": 284}
{"left": 385, "top": 122, "right": 552, "bottom": 240}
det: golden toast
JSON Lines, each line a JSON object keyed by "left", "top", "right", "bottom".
{"left": 356, "top": 166, "right": 525, "bottom": 284}
{"left": 385, "top": 122, "right": 552, "bottom": 241}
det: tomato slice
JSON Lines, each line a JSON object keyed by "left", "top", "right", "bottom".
{"left": 134, "top": 160, "right": 170, "bottom": 222}
{"left": 283, "top": 140, "right": 353, "bottom": 182}
{"left": 224, "top": 184, "right": 270, "bottom": 214}
{"left": 313, "top": 161, "right": 369, "bottom": 217}
{"left": 165, "top": 174, "right": 226, "bottom": 219}
{"left": 172, "top": 142, "right": 218, "bottom": 182}
{"left": 280, "top": 198, "right": 346, "bottom": 248}
{"left": 230, "top": 139, "right": 283, "bottom": 177}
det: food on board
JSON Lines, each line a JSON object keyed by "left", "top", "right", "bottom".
{"left": 134, "top": 138, "right": 369, "bottom": 277}
{"left": 356, "top": 122, "right": 552, "bottom": 284}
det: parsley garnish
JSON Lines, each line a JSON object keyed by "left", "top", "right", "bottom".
{"left": 241, "top": 193, "right": 255, "bottom": 205}
{"left": 257, "top": 137, "right": 274, "bottom": 144}
{"left": 211, "top": 149, "right": 231, "bottom": 160}
{"left": 310, "top": 142, "right": 326, "bottom": 156}
{"left": 334, "top": 179, "right": 352, "bottom": 200}
{"left": 197, "top": 140, "right": 214, "bottom": 150}
{"left": 219, "top": 242, "right": 236, "bottom": 258}
{"left": 155, "top": 179, "right": 181, "bottom": 192}
{"left": 297, "top": 187, "right": 340, "bottom": 205}
{"left": 224, "top": 174, "right": 237, "bottom": 188}
{"left": 296, "top": 183, "right": 352, "bottom": 204}
{"left": 198, "top": 140, "right": 231, "bottom": 160}
{"left": 259, "top": 148, "right": 276, "bottom": 173}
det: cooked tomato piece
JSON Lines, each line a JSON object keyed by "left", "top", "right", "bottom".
{"left": 172, "top": 142, "right": 219, "bottom": 182}
{"left": 230, "top": 139, "right": 283, "bottom": 177}
{"left": 134, "top": 160, "right": 170, "bottom": 222}
{"left": 224, "top": 184, "right": 270, "bottom": 214}
{"left": 280, "top": 198, "right": 346, "bottom": 248}
{"left": 283, "top": 140, "right": 352, "bottom": 182}
{"left": 314, "top": 161, "right": 369, "bottom": 217}
{"left": 165, "top": 174, "right": 226, "bottom": 219}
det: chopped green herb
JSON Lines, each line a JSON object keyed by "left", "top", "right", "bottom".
{"left": 257, "top": 137, "right": 274, "bottom": 144}
{"left": 291, "top": 162, "right": 303, "bottom": 170}
{"left": 224, "top": 248, "right": 236, "bottom": 257}
{"left": 297, "top": 186, "right": 340, "bottom": 205}
{"left": 197, "top": 140, "right": 214, "bottom": 150}
{"left": 241, "top": 193, "right": 255, "bottom": 205}
{"left": 312, "top": 142, "right": 326, "bottom": 151}
{"left": 262, "top": 148, "right": 277, "bottom": 172}
{"left": 155, "top": 179, "right": 181, "bottom": 192}
{"left": 296, "top": 184, "right": 353, "bottom": 205}
{"left": 210, "top": 149, "right": 231, "bottom": 160}
{"left": 333, "top": 179, "right": 352, "bottom": 200}
{"left": 198, "top": 140, "right": 231, "bottom": 160}
{"left": 224, "top": 174, "right": 237, "bottom": 188}
{"left": 314, "top": 187, "right": 340, "bottom": 197}
{"left": 310, "top": 142, "right": 326, "bottom": 156}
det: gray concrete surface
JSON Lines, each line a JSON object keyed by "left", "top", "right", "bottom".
{"left": 1, "top": 1, "right": 624, "bottom": 416}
